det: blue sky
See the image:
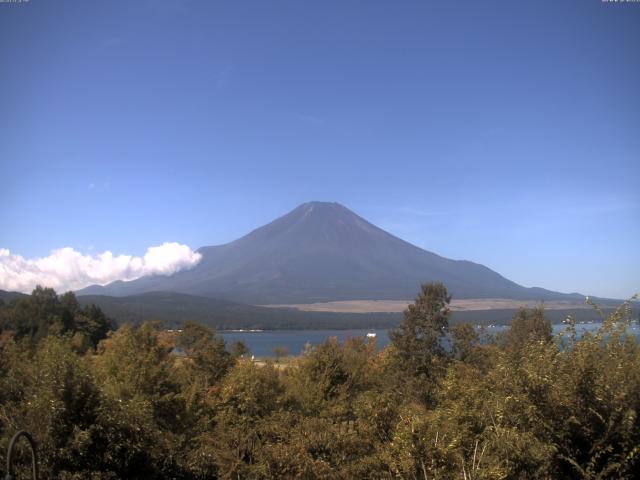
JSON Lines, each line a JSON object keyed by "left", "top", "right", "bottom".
{"left": 1, "top": 0, "right": 638, "bottom": 298}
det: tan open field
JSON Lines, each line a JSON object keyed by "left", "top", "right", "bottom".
{"left": 262, "top": 298, "right": 590, "bottom": 313}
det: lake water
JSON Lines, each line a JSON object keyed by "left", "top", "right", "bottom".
{"left": 220, "top": 322, "right": 640, "bottom": 358}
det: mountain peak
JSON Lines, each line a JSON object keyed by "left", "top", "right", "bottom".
{"left": 298, "top": 201, "right": 342, "bottom": 208}
{"left": 292, "top": 201, "right": 350, "bottom": 216}
{"left": 77, "top": 202, "right": 578, "bottom": 304}
{"left": 260, "top": 201, "right": 379, "bottom": 242}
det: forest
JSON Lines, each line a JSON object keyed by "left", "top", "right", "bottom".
{"left": 0, "top": 284, "right": 639, "bottom": 479}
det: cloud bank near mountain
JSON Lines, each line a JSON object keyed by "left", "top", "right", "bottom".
{"left": 0, "top": 242, "right": 202, "bottom": 293}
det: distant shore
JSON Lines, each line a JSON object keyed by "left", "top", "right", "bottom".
{"left": 261, "top": 297, "right": 600, "bottom": 313}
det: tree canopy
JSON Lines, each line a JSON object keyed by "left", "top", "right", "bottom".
{"left": 1, "top": 286, "right": 638, "bottom": 479}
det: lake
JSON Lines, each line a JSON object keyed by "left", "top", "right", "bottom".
{"left": 220, "top": 322, "right": 640, "bottom": 358}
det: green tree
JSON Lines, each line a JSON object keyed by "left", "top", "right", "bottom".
{"left": 502, "top": 306, "right": 552, "bottom": 355}
{"left": 230, "top": 340, "right": 250, "bottom": 359}
{"left": 4, "top": 337, "right": 103, "bottom": 478}
{"left": 209, "top": 362, "right": 284, "bottom": 479}
{"left": 1, "top": 286, "right": 64, "bottom": 341}
{"left": 91, "top": 322, "right": 188, "bottom": 478}
{"left": 388, "top": 282, "right": 451, "bottom": 404}
{"left": 94, "top": 322, "right": 184, "bottom": 431}
{"left": 176, "top": 321, "right": 234, "bottom": 385}
{"left": 75, "top": 303, "right": 113, "bottom": 348}
{"left": 0, "top": 288, "right": 112, "bottom": 348}
{"left": 450, "top": 322, "right": 480, "bottom": 363}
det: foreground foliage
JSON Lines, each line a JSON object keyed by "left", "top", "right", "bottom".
{"left": 1, "top": 285, "right": 639, "bottom": 479}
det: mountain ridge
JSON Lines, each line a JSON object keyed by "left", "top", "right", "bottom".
{"left": 77, "top": 201, "right": 586, "bottom": 304}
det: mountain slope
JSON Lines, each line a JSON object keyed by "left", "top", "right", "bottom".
{"left": 78, "top": 202, "right": 582, "bottom": 304}
{"left": 0, "top": 289, "right": 29, "bottom": 303}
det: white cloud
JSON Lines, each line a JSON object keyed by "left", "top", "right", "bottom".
{"left": 0, "top": 243, "right": 202, "bottom": 293}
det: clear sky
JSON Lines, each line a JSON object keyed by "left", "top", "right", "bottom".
{"left": 1, "top": 0, "right": 638, "bottom": 298}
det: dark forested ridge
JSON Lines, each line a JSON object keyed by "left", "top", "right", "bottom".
{"left": 76, "top": 291, "right": 403, "bottom": 330}
{"left": 2, "top": 288, "right": 612, "bottom": 330}
{"left": 77, "top": 202, "right": 592, "bottom": 304}
{"left": 0, "top": 289, "right": 28, "bottom": 303}
{"left": 1, "top": 284, "right": 638, "bottom": 479}
{"left": 76, "top": 292, "right": 615, "bottom": 329}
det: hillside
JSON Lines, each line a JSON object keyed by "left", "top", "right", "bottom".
{"left": 0, "top": 289, "right": 28, "bottom": 303}
{"left": 77, "top": 291, "right": 402, "bottom": 330}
